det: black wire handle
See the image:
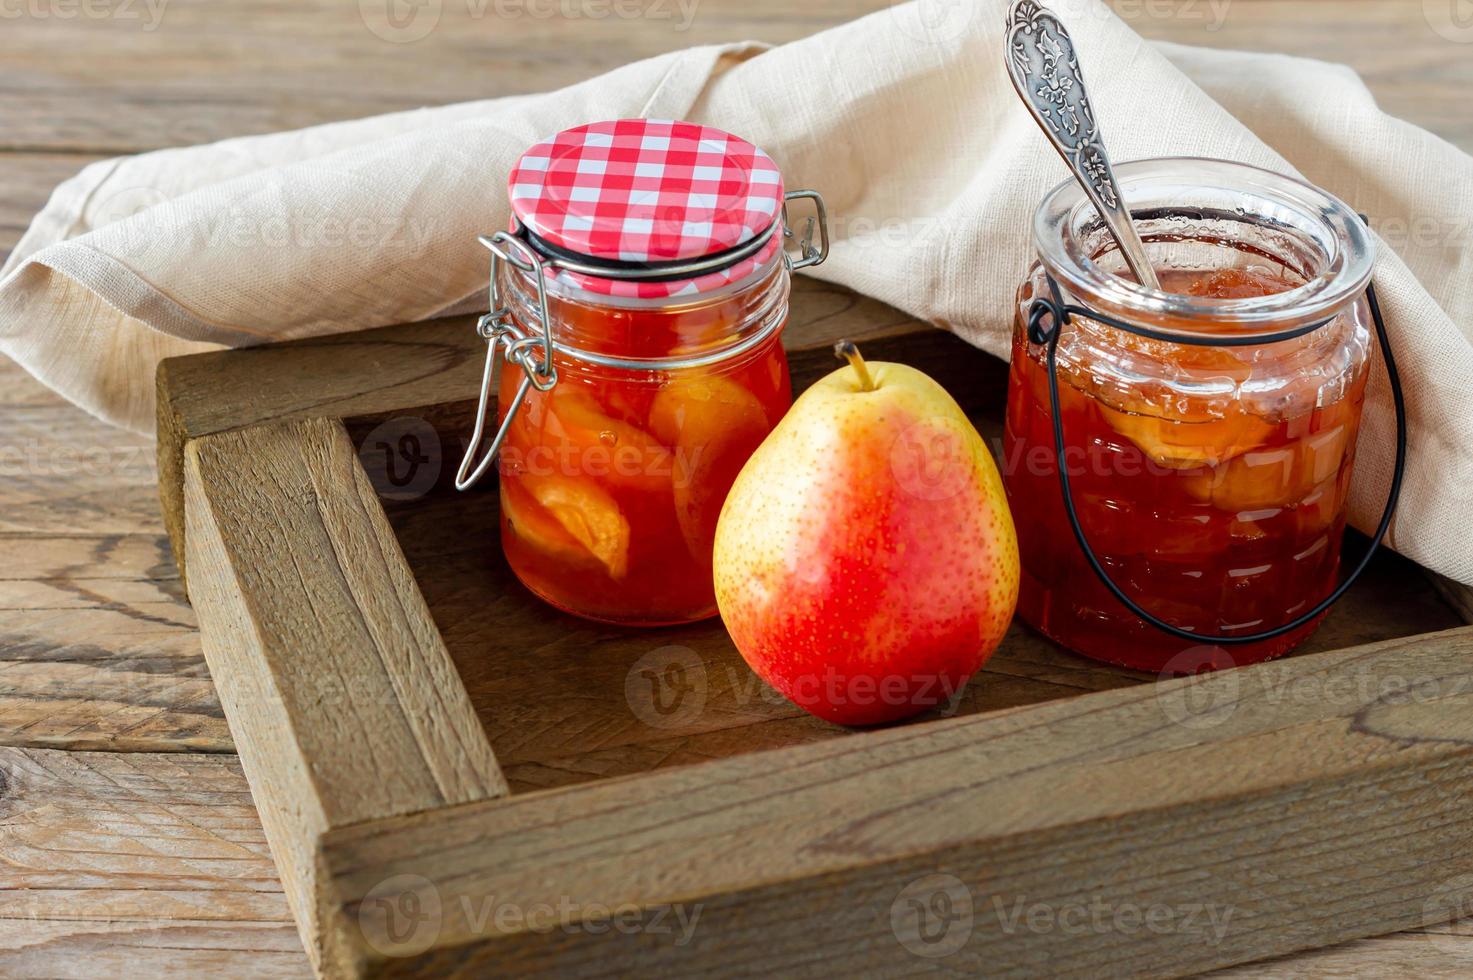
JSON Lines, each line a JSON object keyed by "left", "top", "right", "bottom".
{"left": 1026, "top": 273, "right": 1406, "bottom": 646}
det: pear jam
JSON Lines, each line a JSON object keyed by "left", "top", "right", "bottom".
{"left": 468, "top": 119, "right": 825, "bottom": 625}
{"left": 1002, "top": 159, "right": 1378, "bottom": 672}
{"left": 496, "top": 267, "right": 791, "bottom": 625}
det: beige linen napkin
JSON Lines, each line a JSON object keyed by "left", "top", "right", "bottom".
{"left": 2, "top": 0, "right": 1471, "bottom": 586}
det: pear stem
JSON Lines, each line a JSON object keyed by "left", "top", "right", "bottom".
{"left": 834, "top": 339, "right": 875, "bottom": 392}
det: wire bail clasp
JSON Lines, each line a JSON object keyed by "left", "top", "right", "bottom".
{"left": 454, "top": 232, "right": 559, "bottom": 492}
{"left": 782, "top": 189, "right": 829, "bottom": 271}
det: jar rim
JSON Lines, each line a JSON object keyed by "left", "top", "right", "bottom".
{"left": 517, "top": 235, "right": 785, "bottom": 311}
{"left": 1033, "top": 157, "right": 1376, "bottom": 338}
{"left": 501, "top": 247, "right": 790, "bottom": 370}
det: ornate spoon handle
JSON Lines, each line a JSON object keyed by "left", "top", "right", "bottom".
{"left": 1004, "top": 0, "right": 1160, "bottom": 290}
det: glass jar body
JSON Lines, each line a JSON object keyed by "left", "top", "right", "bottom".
{"left": 495, "top": 259, "right": 791, "bottom": 625}
{"left": 1003, "top": 160, "right": 1375, "bottom": 672}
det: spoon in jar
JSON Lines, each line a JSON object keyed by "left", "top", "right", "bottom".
{"left": 1003, "top": 0, "right": 1161, "bottom": 290}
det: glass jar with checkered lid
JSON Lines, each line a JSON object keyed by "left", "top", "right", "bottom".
{"left": 457, "top": 118, "right": 828, "bottom": 625}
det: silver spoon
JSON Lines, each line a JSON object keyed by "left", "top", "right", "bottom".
{"left": 1004, "top": 0, "right": 1161, "bottom": 290}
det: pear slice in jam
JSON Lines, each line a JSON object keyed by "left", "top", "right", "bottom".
{"left": 1182, "top": 402, "right": 1353, "bottom": 511}
{"left": 649, "top": 375, "right": 770, "bottom": 565}
{"left": 541, "top": 386, "right": 673, "bottom": 493}
{"left": 501, "top": 473, "right": 630, "bottom": 580}
{"left": 1099, "top": 403, "right": 1274, "bottom": 470}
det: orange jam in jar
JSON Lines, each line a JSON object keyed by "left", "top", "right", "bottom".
{"left": 458, "top": 119, "right": 826, "bottom": 625}
{"left": 1003, "top": 159, "right": 1378, "bottom": 672}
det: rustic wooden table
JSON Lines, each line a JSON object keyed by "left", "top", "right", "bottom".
{"left": 1, "top": 1, "right": 1469, "bottom": 975}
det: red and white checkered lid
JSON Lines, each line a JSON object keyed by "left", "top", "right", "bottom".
{"left": 507, "top": 119, "right": 785, "bottom": 300}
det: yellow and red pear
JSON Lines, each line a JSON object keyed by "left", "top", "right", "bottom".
{"left": 713, "top": 342, "right": 1019, "bottom": 726}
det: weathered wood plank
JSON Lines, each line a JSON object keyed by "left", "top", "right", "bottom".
{"left": 321, "top": 626, "right": 1473, "bottom": 977}
{"left": 0, "top": 153, "right": 98, "bottom": 266}
{"left": 155, "top": 314, "right": 479, "bottom": 586}
{"left": 0, "top": 747, "right": 285, "bottom": 920}
{"left": 0, "top": 528, "right": 230, "bottom": 753}
{"left": 0, "top": 336, "right": 223, "bottom": 755}
{"left": 0, "top": 405, "right": 160, "bottom": 535}
{"left": 1224, "top": 921, "right": 1473, "bottom": 979}
{"left": 0, "top": 603, "right": 224, "bottom": 753}
{"left": 0, "top": 747, "right": 1465, "bottom": 979}
{"left": 0, "top": 0, "right": 891, "bottom": 154}
{"left": 0, "top": 746, "right": 309, "bottom": 978}
{"left": 0, "top": 531, "right": 175, "bottom": 583}
{"left": 182, "top": 416, "right": 508, "bottom": 974}
{"left": 0, "top": 920, "right": 309, "bottom": 980}
{"left": 0, "top": 919, "right": 307, "bottom": 978}
{"left": 0, "top": 2, "right": 1465, "bottom": 156}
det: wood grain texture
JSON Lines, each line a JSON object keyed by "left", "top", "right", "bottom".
{"left": 0, "top": 153, "right": 98, "bottom": 266}
{"left": 0, "top": 0, "right": 896, "bottom": 154}
{"left": 0, "top": 2, "right": 1465, "bottom": 156}
{"left": 0, "top": 745, "right": 1462, "bottom": 980}
{"left": 1221, "top": 921, "right": 1473, "bottom": 980}
{"left": 182, "top": 415, "right": 507, "bottom": 974}
{"left": 0, "top": 921, "right": 308, "bottom": 980}
{"left": 0, "top": 599, "right": 225, "bottom": 753}
{"left": 0, "top": 520, "right": 226, "bottom": 754}
{"left": 321, "top": 626, "right": 1473, "bottom": 977}
{"left": 0, "top": 347, "right": 230, "bottom": 753}
{"left": 0, "top": 746, "right": 307, "bottom": 978}
{"left": 1, "top": 403, "right": 161, "bottom": 535}
{"left": 155, "top": 314, "right": 481, "bottom": 589}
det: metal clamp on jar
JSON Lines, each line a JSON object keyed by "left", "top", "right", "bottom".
{"left": 457, "top": 119, "right": 828, "bottom": 626}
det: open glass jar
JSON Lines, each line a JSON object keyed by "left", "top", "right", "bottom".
{"left": 457, "top": 119, "right": 827, "bottom": 626}
{"left": 1004, "top": 157, "right": 1399, "bottom": 673}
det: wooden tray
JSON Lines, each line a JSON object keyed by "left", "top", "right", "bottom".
{"left": 156, "top": 278, "right": 1473, "bottom": 978}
